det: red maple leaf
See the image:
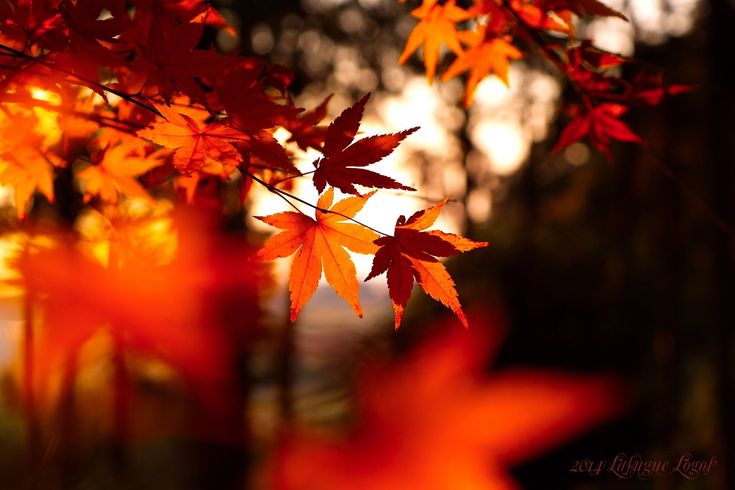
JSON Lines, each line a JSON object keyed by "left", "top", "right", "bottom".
{"left": 123, "top": 18, "right": 228, "bottom": 104}
{"left": 58, "top": 0, "right": 130, "bottom": 42}
{"left": 627, "top": 71, "right": 695, "bottom": 106}
{"left": 472, "top": 0, "right": 570, "bottom": 36}
{"left": 540, "top": 0, "right": 627, "bottom": 20}
{"left": 216, "top": 64, "right": 301, "bottom": 172}
{"left": 312, "top": 94, "right": 417, "bottom": 195}
{"left": 366, "top": 198, "right": 487, "bottom": 328}
{"left": 283, "top": 94, "right": 332, "bottom": 152}
{"left": 553, "top": 103, "right": 642, "bottom": 159}
{"left": 564, "top": 43, "right": 625, "bottom": 94}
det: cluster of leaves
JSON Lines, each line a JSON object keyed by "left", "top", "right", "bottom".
{"left": 0, "top": 0, "right": 486, "bottom": 329}
{"left": 399, "top": 0, "right": 691, "bottom": 158}
{"left": 15, "top": 211, "right": 265, "bottom": 420}
{"left": 0, "top": 1, "right": 638, "bottom": 486}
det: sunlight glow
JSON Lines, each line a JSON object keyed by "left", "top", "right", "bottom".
{"left": 471, "top": 121, "right": 528, "bottom": 176}
{"left": 467, "top": 189, "right": 492, "bottom": 223}
{"left": 30, "top": 88, "right": 61, "bottom": 105}
{"left": 251, "top": 23, "right": 274, "bottom": 55}
{"left": 29, "top": 88, "right": 62, "bottom": 146}
{"left": 564, "top": 143, "right": 591, "bottom": 166}
{"left": 474, "top": 77, "right": 513, "bottom": 107}
{"left": 586, "top": 17, "right": 635, "bottom": 55}
{"left": 584, "top": 0, "right": 701, "bottom": 49}
{"left": 0, "top": 186, "right": 12, "bottom": 208}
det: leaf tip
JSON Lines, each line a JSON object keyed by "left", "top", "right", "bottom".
{"left": 393, "top": 303, "right": 404, "bottom": 330}
{"left": 457, "top": 309, "right": 468, "bottom": 328}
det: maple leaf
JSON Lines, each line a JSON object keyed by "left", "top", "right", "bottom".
{"left": 570, "top": 41, "right": 626, "bottom": 70}
{"left": 190, "top": 3, "right": 236, "bottom": 36}
{"left": 58, "top": 0, "right": 130, "bottom": 42}
{"left": 398, "top": 0, "right": 472, "bottom": 82}
{"left": 55, "top": 88, "right": 102, "bottom": 142}
{"left": 13, "top": 210, "right": 268, "bottom": 431}
{"left": 217, "top": 65, "right": 300, "bottom": 134}
{"left": 552, "top": 103, "right": 642, "bottom": 159}
{"left": 50, "top": 0, "right": 129, "bottom": 90}
{"left": 441, "top": 27, "right": 522, "bottom": 106}
{"left": 472, "top": 0, "right": 570, "bottom": 36}
{"left": 0, "top": 110, "right": 64, "bottom": 218}
{"left": 216, "top": 64, "right": 301, "bottom": 173}
{"left": 541, "top": 0, "right": 627, "bottom": 20}
{"left": 124, "top": 18, "right": 229, "bottom": 104}
{"left": 564, "top": 42, "right": 625, "bottom": 94}
{"left": 0, "top": 150, "right": 60, "bottom": 219}
{"left": 137, "top": 104, "right": 246, "bottom": 175}
{"left": 271, "top": 310, "right": 630, "bottom": 490}
{"left": 256, "top": 187, "right": 379, "bottom": 321}
{"left": 131, "top": 0, "right": 231, "bottom": 29}
{"left": 283, "top": 94, "right": 332, "bottom": 152}
{"left": 365, "top": 198, "right": 487, "bottom": 329}
{"left": 312, "top": 94, "right": 417, "bottom": 195}
{"left": 77, "top": 139, "right": 166, "bottom": 204}
{"left": 627, "top": 71, "right": 695, "bottom": 106}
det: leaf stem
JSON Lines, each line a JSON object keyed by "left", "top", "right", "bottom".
{"left": 270, "top": 169, "right": 314, "bottom": 186}
{"left": 243, "top": 170, "right": 391, "bottom": 236}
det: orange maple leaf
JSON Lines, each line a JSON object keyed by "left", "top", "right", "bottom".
{"left": 256, "top": 187, "right": 379, "bottom": 321}
{"left": 441, "top": 27, "right": 522, "bottom": 106}
{"left": 137, "top": 104, "right": 246, "bottom": 175}
{"left": 398, "top": 0, "right": 472, "bottom": 82}
{"left": 365, "top": 198, "right": 487, "bottom": 328}
{"left": 270, "top": 310, "right": 630, "bottom": 490}
{"left": 0, "top": 111, "right": 64, "bottom": 219}
{"left": 78, "top": 139, "right": 166, "bottom": 204}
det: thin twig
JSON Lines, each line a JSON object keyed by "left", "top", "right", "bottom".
{"left": 270, "top": 169, "right": 313, "bottom": 186}
{"left": 0, "top": 43, "right": 162, "bottom": 117}
{"left": 243, "top": 170, "right": 391, "bottom": 236}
